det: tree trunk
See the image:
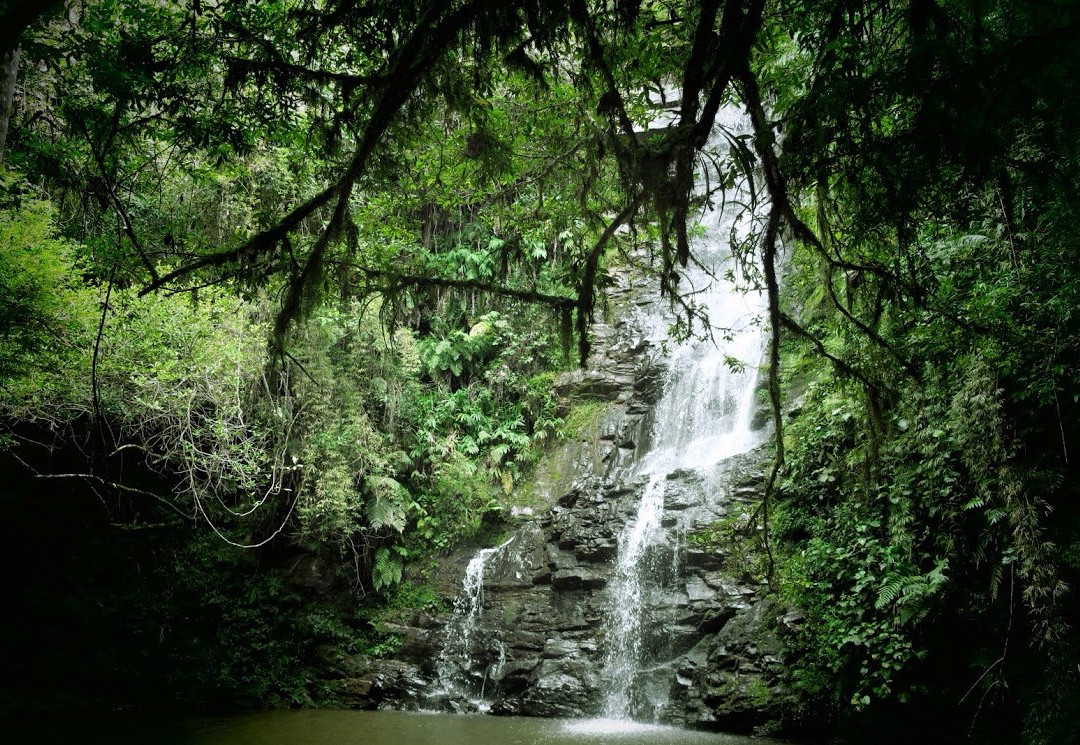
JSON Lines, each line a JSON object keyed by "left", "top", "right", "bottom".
{"left": 0, "top": 44, "right": 19, "bottom": 164}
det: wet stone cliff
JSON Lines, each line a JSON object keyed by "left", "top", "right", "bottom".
{"left": 321, "top": 261, "right": 800, "bottom": 735}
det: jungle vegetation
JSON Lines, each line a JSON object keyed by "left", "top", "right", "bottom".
{"left": 0, "top": 1, "right": 1077, "bottom": 743}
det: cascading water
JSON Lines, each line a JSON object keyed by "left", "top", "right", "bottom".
{"left": 429, "top": 104, "right": 770, "bottom": 724}
{"left": 598, "top": 105, "right": 768, "bottom": 720}
{"left": 601, "top": 474, "right": 667, "bottom": 717}
{"left": 434, "top": 538, "right": 512, "bottom": 703}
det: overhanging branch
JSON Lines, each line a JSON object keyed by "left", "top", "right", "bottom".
{"left": 140, "top": 0, "right": 509, "bottom": 302}
{"left": 577, "top": 194, "right": 645, "bottom": 365}
{"left": 341, "top": 263, "right": 576, "bottom": 310}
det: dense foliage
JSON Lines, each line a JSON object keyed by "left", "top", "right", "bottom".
{"left": 761, "top": 2, "right": 1080, "bottom": 742}
{"left": 0, "top": 1, "right": 1077, "bottom": 742}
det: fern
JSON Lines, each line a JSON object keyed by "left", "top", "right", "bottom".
{"left": 372, "top": 547, "right": 403, "bottom": 591}
{"left": 989, "top": 563, "right": 1005, "bottom": 602}
{"left": 489, "top": 443, "right": 511, "bottom": 466}
{"left": 876, "top": 577, "right": 906, "bottom": 609}
{"left": 876, "top": 560, "right": 950, "bottom": 624}
{"left": 363, "top": 476, "right": 410, "bottom": 533}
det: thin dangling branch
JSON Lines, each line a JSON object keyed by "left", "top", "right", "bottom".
{"left": 739, "top": 65, "right": 787, "bottom": 590}
{"left": 576, "top": 194, "right": 645, "bottom": 365}
{"left": 91, "top": 263, "right": 118, "bottom": 434}
{"left": 759, "top": 203, "right": 783, "bottom": 588}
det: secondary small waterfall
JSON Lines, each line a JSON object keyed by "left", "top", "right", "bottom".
{"left": 434, "top": 539, "right": 512, "bottom": 703}
{"left": 599, "top": 105, "right": 767, "bottom": 720}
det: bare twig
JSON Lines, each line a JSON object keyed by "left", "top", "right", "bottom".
{"left": 32, "top": 471, "right": 192, "bottom": 520}
{"left": 963, "top": 566, "right": 1014, "bottom": 735}
{"left": 91, "top": 263, "right": 117, "bottom": 430}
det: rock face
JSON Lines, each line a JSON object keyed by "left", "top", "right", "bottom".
{"left": 365, "top": 260, "right": 795, "bottom": 734}
{"left": 419, "top": 452, "right": 790, "bottom": 730}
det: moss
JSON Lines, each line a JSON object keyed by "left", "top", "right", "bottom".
{"left": 383, "top": 579, "right": 444, "bottom": 613}
{"left": 560, "top": 397, "right": 612, "bottom": 440}
{"left": 746, "top": 676, "right": 774, "bottom": 708}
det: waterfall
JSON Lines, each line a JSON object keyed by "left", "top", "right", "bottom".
{"left": 599, "top": 105, "right": 767, "bottom": 720}
{"left": 430, "top": 105, "right": 768, "bottom": 722}
{"left": 601, "top": 474, "right": 667, "bottom": 717}
{"left": 434, "top": 538, "right": 512, "bottom": 703}
{"left": 637, "top": 109, "right": 766, "bottom": 475}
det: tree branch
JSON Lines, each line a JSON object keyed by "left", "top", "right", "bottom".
{"left": 760, "top": 202, "right": 784, "bottom": 589}
{"left": 692, "top": 0, "right": 767, "bottom": 147}
{"left": 780, "top": 311, "right": 880, "bottom": 394}
{"left": 224, "top": 54, "right": 384, "bottom": 91}
{"left": 825, "top": 263, "right": 923, "bottom": 381}
{"left": 576, "top": 194, "right": 646, "bottom": 365}
{"left": 570, "top": 0, "right": 639, "bottom": 145}
{"left": 87, "top": 137, "right": 160, "bottom": 283}
{"left": 341, "top": 264, "right": 576, "bottom": 310}
{"left": 140, "top": 0, "right": 507, "bottom": 300}
{"left": 32, "top": 472, "right": 193, "bottom": 521}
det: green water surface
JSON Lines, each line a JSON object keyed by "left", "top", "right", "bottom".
{"left": 10, "top": 710, "right": 782, "bottom": 745}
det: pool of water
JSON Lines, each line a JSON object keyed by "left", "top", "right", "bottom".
{"left": 9, "top": 710, "right": 782, "bottom": 745}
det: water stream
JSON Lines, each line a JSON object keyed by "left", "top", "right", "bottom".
{"left": 599, "top": 105, "right": 767, "bottom": 720}
{"left": 601, "top": 474, "right": 667, "bottom": 718}
{"left": 434, "top": 538, "right": 513, "bottom": 705}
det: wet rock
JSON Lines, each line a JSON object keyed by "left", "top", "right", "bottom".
{"left": 329, "top": 660, "right": 428, "bottom": 710}
{"left": 495, "top": 657, "right": 540, "bottom": 693}
{"left": 686, "top": 576, "right": 719, "bottom": 606}
{"left": 664, "top": 489, "right": 697, "bottom": 511}
{"left": 378, "top": 621, "right": 441, "bottom": 667}
{"left": 517, "top": 659, "right": 600, "bottom": 717}
{"left": 670, "top": 598, "right": 797, "bottom": 734}
{"left": 531, "top": 565, "right": 553, "bottom": 584}
{"left": 361, "top": 270, "right": 800, "bottom": 733}
{"left": 685, "top": 547, "right": 726, "bottom": 570}
{"left": 542, "top": 638, "right": 580, "bottom": 658}
{"left": 551, "top": 566, "right": 608, "bottom": 591}
{"left": 696, "top": 607, "right": 738, "bottom": 634}
{"left": 328, "top": 676, "right": 375, "bottom": 707}
{"left": 779, "top": 608, "right": 805, "bottom": 632}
